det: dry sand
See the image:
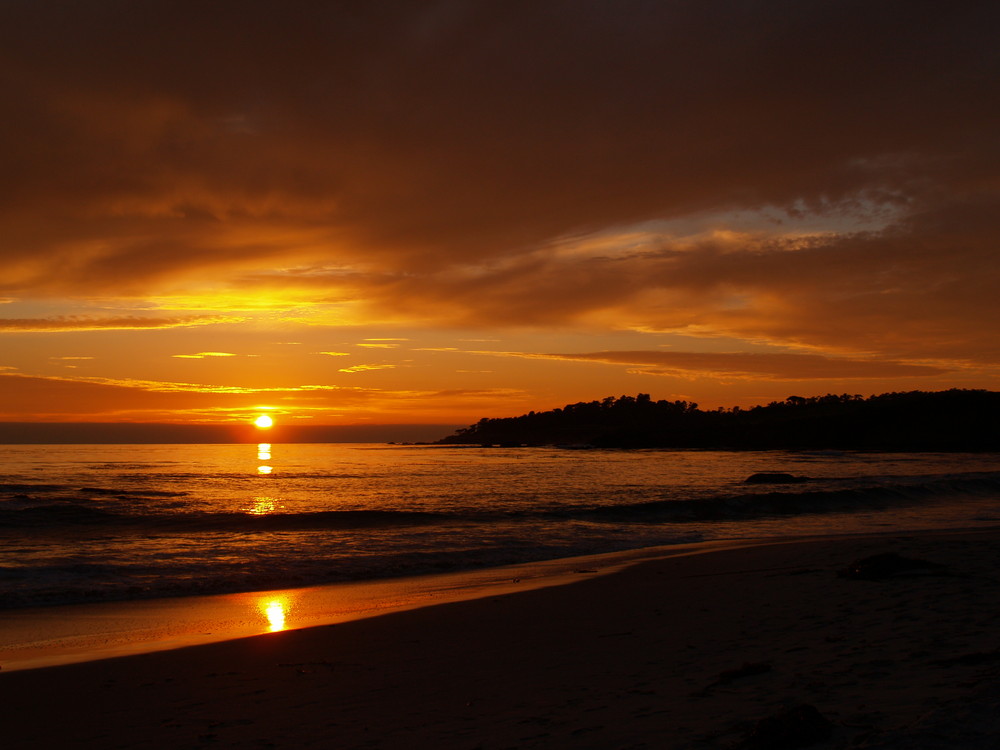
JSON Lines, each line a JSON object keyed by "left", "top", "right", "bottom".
{"left": 3, "top": 528, "right": 1000, "bottom": 749}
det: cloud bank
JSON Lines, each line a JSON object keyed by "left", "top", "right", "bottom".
{"left": 0, "top": 0, "right": 997, "bottom": 395}
{"left": 529, "top": 351, "right": 948, "bottom": 381}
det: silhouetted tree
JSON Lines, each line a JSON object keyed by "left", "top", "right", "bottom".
{"left": 437, "top": 390, "right": 1000, "bottom": 450}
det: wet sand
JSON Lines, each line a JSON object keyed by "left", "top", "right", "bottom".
{"left": 3, "top": 528, "right": 1000, "bottom": 749}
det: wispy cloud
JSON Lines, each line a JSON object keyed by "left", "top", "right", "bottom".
{"left": 338, "top": 364, "right": 397, "bottom": 374}
{"left": 494, "top": 350, "right": 949, "bottom": 380}
{"left": 0, "top": 315, "right": 242, "bottom": 332}
{"left": 0, "top": 371, "right": 518, "bottom": 423}
{"left": 171, "top": 351, "right": 238, "bottom": 359}
{"left": 75, "top": 376, "right": 344, "bottom": 394}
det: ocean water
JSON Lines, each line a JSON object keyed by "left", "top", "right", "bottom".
{"left": 2, "top": 443, "right": 1000, "bottom": 609}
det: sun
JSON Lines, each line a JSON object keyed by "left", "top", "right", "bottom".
{"left": 254, "top": 414, "right": 274, "bottom": 429}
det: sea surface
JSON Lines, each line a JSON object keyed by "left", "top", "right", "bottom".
{"left": 3, "top": 443, "right": 1000, "bottom": 609}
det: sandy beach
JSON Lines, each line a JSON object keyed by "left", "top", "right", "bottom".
{"left": 3, "top": 527, "right": 1000, "bottom": 749}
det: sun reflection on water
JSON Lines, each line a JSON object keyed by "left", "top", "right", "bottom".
{"left": 248, "top": 444, "right": 282, "bottom": 507}
{"left": 260, "top": 596, "right": 290, "bottom": 632}
{"left": 257, "top": 442, "right": 273, "bottom": 475}
{"left": 249, "top": 496, "right": 277, "bottom": 515}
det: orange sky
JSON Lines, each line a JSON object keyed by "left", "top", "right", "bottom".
{"left": 1, "top": 1, "right": 998, "bottom": 428}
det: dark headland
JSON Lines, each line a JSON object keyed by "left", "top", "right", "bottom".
{"left": 437, "top": 390, "right": 1000, "bottom": 451}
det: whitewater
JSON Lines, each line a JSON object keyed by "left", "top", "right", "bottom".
{"left": 2, "top": 443, "right": 1000, "bottom": 609}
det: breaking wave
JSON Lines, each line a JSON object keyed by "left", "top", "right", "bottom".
{"left": 4, "top": 473, "right": 998, "bottom": 532}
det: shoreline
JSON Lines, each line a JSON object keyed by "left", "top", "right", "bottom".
{"left": 1, "top": 525, "right": 998, "bottom": 673}
{"left": 0, "top": 536, "right": 791, "bottom": 673}
{"left": 4, "top": 526, "right": 1000, "bottom": 748}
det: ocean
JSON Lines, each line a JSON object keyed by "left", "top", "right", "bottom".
{"left": 3, "top": 443, "right": 1000, "bottom": 610}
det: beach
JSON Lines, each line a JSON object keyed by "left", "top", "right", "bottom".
{"left": 3, "top": 527, "right": 1000, "bottom": 749}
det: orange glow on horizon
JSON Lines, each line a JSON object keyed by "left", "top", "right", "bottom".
{"left": 0, "top": 5, "right": 997, "bottom": 428}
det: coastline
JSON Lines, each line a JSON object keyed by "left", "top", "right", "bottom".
{"left": 0, "top": 537, "right": 782, "bottom": 673}
{"left": 4, "top": 526, "right": 1000, "bottom": 748}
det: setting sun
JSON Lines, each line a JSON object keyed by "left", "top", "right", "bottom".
{"left": 0, "top": 5, "right": 998, "bottom": 745}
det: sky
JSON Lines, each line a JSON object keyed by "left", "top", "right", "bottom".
{"left": 1, "top": 0, "right": 998, "bottom": 429}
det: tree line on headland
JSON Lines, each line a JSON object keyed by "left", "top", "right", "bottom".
{"left": 437, "top": 390, "right": 1000, "bottom": 450}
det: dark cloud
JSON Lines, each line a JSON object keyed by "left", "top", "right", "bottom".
{"left": 530, "top": 351, "right": 948, "bottom": 380}
{"left": 0, "top": 1, "right": 997, "bottom": 371}
{"left": 348, "top": 196, "right": 1000, "bottom": 365}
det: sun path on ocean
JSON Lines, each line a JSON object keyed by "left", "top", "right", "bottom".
{"left": 254, "top": 414, "right": 274, "bottom": 429}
